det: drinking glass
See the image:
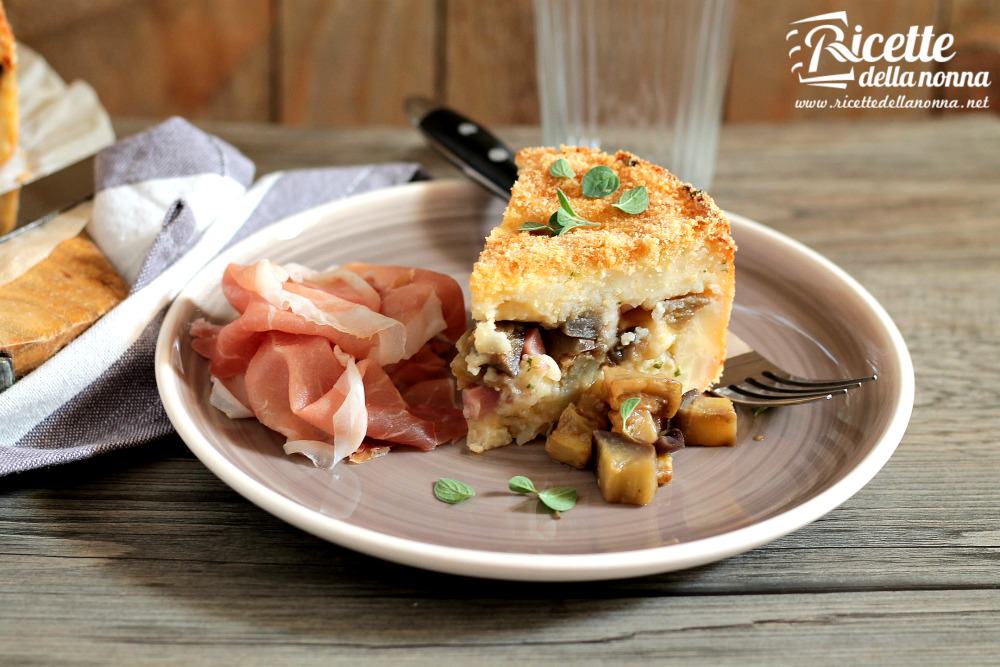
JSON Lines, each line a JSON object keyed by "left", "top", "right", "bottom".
{"left": 533, "top": 0, "right": 735, "bottom": 189}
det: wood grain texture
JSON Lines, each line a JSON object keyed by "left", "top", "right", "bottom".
{"left": 5, "top": 0, "right": 274, "bottom": 122}
{"left": 278, "top": 0, "right": 437, "bottom": 126}
{"left": 940, "top": 0, "right": 1000, "bottom": 115}
{"left": 443, "top": 0, "right": 538, "bottom": 125}
{"left": 1, "top": 116, "right": 998, "bottom": 664}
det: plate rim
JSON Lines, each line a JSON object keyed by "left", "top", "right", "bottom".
{"left": 155, "top": 179, "right": 915, "bottom": 582}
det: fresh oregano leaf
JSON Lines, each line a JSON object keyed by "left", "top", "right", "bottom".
{"left": 581, "top": 166, "right": 620, "bottom": 198}
{"left": 556, "top": 187, "right": 577, "bottom": 216}
{"left": 519, "top": 221, "right": 554, "bottom": 234}
{"left": 538, "top": 487, "right": 578, "bottom": 512}
{"left": 613, "top": 186, "right": 649, "bottom": 214}
{"left": 433, "top": 478, "right": 475, "bottom": 504}
{"left": 549, "top": 158, "right": 575, "bottom": 179}
{"left": 620, "top": 396, "right": 641, "bottom": 422}
{"left": 555, "top": 209, "right": 599, "bottom": 235}
{"left": 508, "top": 475, "right": 537, "bottom": 495}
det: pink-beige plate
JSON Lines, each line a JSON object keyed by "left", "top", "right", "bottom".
{"left": 155, "top": 180, "right": 913, "bottom": 582}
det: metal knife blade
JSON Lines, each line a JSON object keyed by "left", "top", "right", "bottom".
{"left": 404, "top": 96, "right": 517, "bottom": 200}
{"left": 0, "top": 154, "right": 96, "bottom": 244}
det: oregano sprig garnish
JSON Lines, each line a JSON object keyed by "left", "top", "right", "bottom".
{"left": 518, "top": 188, "right": 600, "bottom": 236}
{"left": 613, "top": 186, "right": 649, "bottom": 214}
{"left": 549, "top": 158, "right": 575, "bottom": 179}
{"left": 508, "top": 475, "right": 578, "bottom": 513}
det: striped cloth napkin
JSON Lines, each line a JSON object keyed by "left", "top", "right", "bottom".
{"left": 0, "top": 118, "right": 422, "bottom": 475}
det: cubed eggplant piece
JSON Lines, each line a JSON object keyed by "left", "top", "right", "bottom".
{"left": 609, "top": 399, "right": 661, "bottom": 444}
{"left": 594, "top": 431, "right": 658, "bottom": 506}
{"left": 545, "top": 404, "right": 595, "bottom": 469}
{"left": 674, "top": 395, "right": 737, "bottom": 446}
{"left": 577, "top": 380, "right": 610, "bottom": 428}
{"left": 561, "top": 312, "right": 601, "bottom": 339}
{"left": 604, "top": 368, "right": 683, "bottom": 419}
{"left": 656, "top": 451, "right": 673, "bottom": 486}
{"left": 491, "top": 322, "right": 525, "bottom": 375}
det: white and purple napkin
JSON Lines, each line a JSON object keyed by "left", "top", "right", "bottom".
{"left": 0, "top": 118, "right": 423, "bottom": 475}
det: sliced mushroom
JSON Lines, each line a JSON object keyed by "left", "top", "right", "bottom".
{"left": 661, "top": 294, "right": 711, "bottom": 326}
{"left": 543, "top": 329, "right": 598, "bottom": 364}
{"left": 491, "top": 322, "right": 525, "bottom": 375}
{"left": 654, "top": 428, "right": 685, "bottom": 454}
{"left": 561, "top": 312, "right": 602, "bottom": 339}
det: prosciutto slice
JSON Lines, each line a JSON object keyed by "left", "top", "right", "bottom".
{"left": 191, "top": 260, "right": 468, "bottom": 467}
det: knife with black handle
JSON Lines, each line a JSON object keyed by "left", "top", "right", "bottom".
{"left": 405, "top": 96, "right": 517, "bottom": 200}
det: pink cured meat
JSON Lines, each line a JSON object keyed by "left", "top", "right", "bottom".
{"left": 343, "top": 263, "right": 467, "bottom": 343}
{"left": 190, "top": 259, "right": 468, "bottom": 464}
{"left": 362, "top": 362, "right": 464, "bottom": 450}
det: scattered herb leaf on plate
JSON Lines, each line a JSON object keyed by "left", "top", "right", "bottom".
{"left": 433, "top": 478, "right": 476, "bottom": 504}
{"left": 538, "top": 487, "right": 578, "bottom": 512}
{"left": 508, "top": 475, "right": 537, "bottom": 494}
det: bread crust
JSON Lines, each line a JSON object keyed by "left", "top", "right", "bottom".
{"left": 0, "top": 1, "right": 17, "bottom": 165}
{"left": 470, "top": 146, "right": 736, "bottom": 315}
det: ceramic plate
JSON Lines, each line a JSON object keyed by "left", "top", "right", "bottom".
{"left": 155, "top": 180, "right": 913, "bottom": 581}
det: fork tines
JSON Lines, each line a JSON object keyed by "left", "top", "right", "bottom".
{"left": 713, "top": 371, "right": 878, "bottom": 407}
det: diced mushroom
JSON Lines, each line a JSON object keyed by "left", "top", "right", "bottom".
{"left": 594, "top": 431, "right": 658, "bottom": 506}
{"left": 661, "top": 294, "right": 711, "bottom": 326}
{"left": 543, "top": 329, "right": 598, "bottom": 364}
{"left": 545, "top": 404, "right": 595, "bottom": 469}
{"left": 674, "top": 395, "right": 737, "bottom": 446}
{"left": 491, "top": 322, "right": 525, "bottom": 375}
{"left": 654, "top": 428, "right": 685, "bottom": 454}
{"left": 561, "top": 312, "right": 602, "bottom": 339}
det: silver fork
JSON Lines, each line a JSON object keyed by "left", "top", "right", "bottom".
{"left": 710, "top": 337, "right": 877, "bottom": 407}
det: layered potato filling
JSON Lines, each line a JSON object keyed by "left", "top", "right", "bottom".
{"left": 452, "top": 289, "right": 722, "bottom": 453}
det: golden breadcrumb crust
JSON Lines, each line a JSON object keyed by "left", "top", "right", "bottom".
{"left": 470, "top": 146, "right": 735, "bottom": 308}
{"left": 0, "top": 2, "right": 17, "bottom": 165}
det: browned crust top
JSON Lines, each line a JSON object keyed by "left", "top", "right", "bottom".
{"left": 471, "top": 146, "right": 736, "bottom": 299}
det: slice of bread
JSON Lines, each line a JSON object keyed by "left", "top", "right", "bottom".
{"left": 455, "top": 146, "right": 735, "bottom": 452}
{"left": 0, "top": 2, "right": 17, "bottom": 166}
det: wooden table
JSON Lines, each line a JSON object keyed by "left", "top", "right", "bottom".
{"left": 2, "top": 117, "right": 998, "bottom": 665}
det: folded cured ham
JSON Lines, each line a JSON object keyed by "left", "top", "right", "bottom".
{"left": 191, "top": 260, "right": 467, "bottom": 467}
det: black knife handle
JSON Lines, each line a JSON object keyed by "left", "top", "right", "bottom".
{"left": 417, "top": 107, "right": 517, "bottom": 200}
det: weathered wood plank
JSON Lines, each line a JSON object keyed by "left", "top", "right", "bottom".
{"left": 5, "top": 0, "right": 274, "bottom": 122}
{"left": 443, "top": 0, "right": 538, "bottom": 125}
{"left": 278, "top": 0, "right": 437, "bottom": 126}
{"left": 0, "top": 582, "right": 996, "bottom": 665}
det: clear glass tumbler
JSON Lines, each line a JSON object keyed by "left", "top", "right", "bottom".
{"left": 533, "top": 0, "right": 735, "bottom": 189}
